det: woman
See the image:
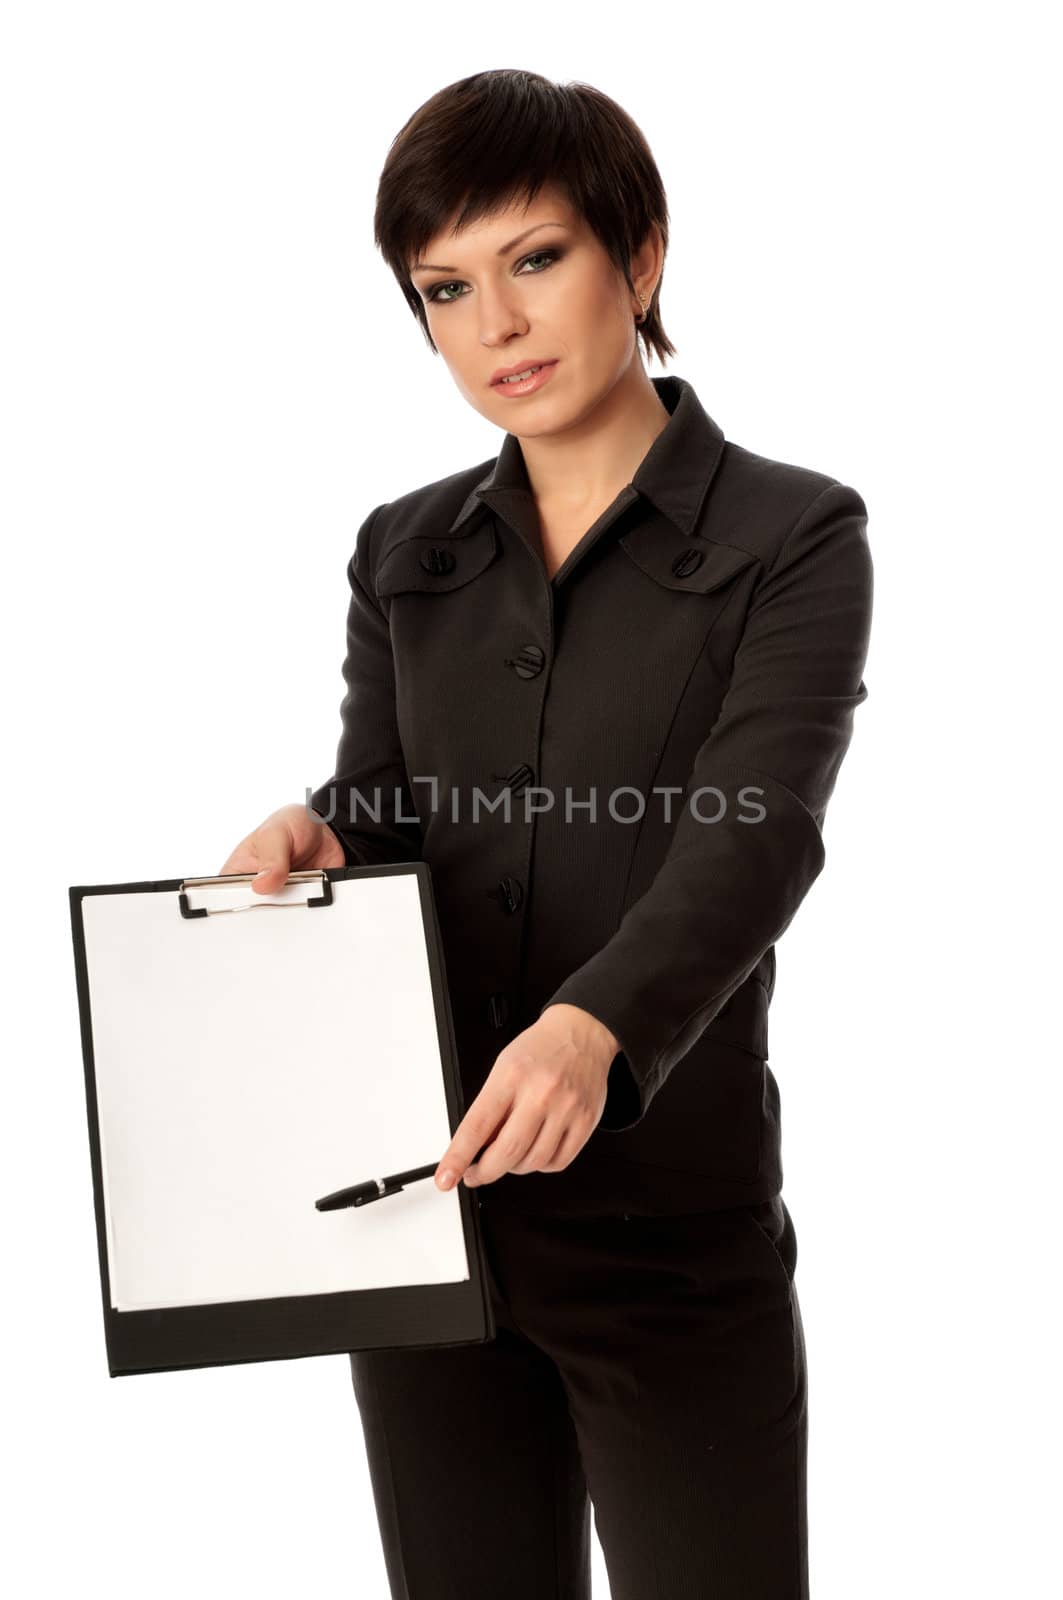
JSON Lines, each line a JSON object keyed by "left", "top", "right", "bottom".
{"left": 221, "top": 69, "right": 873, "bottom": 1600}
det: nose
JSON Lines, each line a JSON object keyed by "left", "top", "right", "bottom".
{"left": 476, "top": 282, "right": 529, "bottom": 350}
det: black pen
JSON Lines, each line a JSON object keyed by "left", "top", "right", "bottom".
{"left": 315, "top": 1149, "right": 488, "bottom": 1211}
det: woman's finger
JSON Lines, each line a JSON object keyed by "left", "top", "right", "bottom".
{"left": 464, "top": 1104, "right": 548, "bottom": 1186}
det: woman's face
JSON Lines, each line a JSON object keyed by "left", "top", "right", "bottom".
{"left": 408, "top": 183, "right": 647, "bottom": 437}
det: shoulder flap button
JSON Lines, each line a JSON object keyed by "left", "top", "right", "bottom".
{"left": 420, "top": 546, "right": 455, "bottom": 575}
{"left": 671, "top": 548, "right": 704, "bottom": 578}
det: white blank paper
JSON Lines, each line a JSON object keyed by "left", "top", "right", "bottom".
{"left": 81, "top": 872, "right": 469, "bottom": 1312}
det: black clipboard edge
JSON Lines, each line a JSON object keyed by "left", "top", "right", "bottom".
{"left": 413, "top": 863, "right": 498, "bottom": 1351}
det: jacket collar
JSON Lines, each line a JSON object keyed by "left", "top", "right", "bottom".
{"left": 446, "top": 374, "right": 726, "bottom": 537}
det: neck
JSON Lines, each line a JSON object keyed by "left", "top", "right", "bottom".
{"left": 514, "top": 364, "right": 671, "bottom": 514}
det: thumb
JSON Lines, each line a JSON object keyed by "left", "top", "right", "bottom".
{"left": 251, "top": 862, "right": 286, "bottom": 894}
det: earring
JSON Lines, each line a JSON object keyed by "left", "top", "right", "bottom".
{"left": 635, "top": 291, "right": 648, "bottom": 325}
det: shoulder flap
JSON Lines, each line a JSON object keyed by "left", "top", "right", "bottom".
{"left": 619, "top": 518, "right": 760, "bottom": 594}
{"left": 374, "top": 517, "right": 500, "bottom": 598}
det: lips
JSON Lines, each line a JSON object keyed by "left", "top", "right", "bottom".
{"left": 490, "top": 359, "right": 558, "bottom": 387}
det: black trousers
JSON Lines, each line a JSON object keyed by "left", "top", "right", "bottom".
{"left": 349, "top": 1193, "right": 808, "bottom": 1599}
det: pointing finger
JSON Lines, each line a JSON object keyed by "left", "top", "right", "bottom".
{"left": 434, "top": 1090, "right": 510, "bottom": 1190}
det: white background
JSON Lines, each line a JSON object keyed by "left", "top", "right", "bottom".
{"left": 3, "top": 3, "right": 1059, "bottom": 1595}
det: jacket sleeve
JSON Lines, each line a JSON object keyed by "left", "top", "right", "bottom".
{"left": 542, "top": 480, "right": 874, "bottom": 1131}
{"left": 308, "top": 503, "right": 423, "bottom": 867}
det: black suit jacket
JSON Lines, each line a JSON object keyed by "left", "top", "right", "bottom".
{"left": 310, "top": 374, "right": 873, "bottom": 1217}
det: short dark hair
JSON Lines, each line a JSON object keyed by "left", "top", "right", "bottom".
{"left": 374, "top": 69, "right": 677, "bottom": 367}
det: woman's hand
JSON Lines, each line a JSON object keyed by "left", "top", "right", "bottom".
{"left": 218, "top": 801, "right": 346, "bottom": 892}
{"left": 434, "top": 1004, "right": 620, "bottom": 1190}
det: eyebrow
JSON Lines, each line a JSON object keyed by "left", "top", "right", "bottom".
{"left": 410, "top": 221, "right": 568, "bottom": 276}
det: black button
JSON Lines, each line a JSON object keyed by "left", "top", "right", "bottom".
{"left": 487, "top": 993, "right": 510, "bottom": 1029}
{"left": 671, "top": 548, "right": 704, "bottom": 578}
{"left": 490, "top": 763, "right": 535, "bottom": 796}
{"left": 504, "top": 644, "right": 545, "bottom": 679}
{"left": 420, "top": 546, "right": 456, "bottom": 575}
{"left": 489, "top": 876, "right": 524, "bottom": 915}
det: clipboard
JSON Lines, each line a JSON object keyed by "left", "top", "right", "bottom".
{"left": 68, "top": 863, "right": 496, "bottom": 1378}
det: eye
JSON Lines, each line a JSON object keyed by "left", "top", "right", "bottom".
{"left": 426, "top": 279, "right": 464, "bottom": 305}
{"left": 424, "top": 248, "right": 562, "bottom": 305}
{"left": 518, "top": 249, "right": 560, "bottom": 275}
